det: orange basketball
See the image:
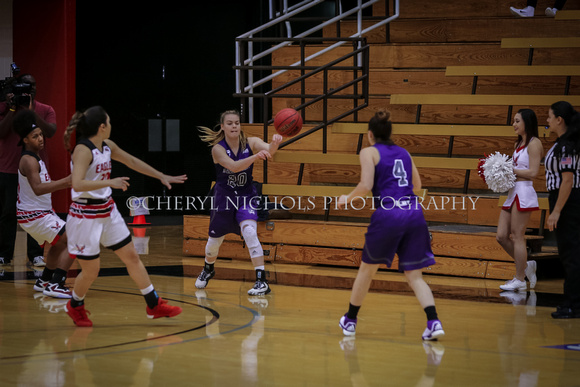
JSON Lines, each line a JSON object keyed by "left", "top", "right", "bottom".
{"left": 274, "top": 108, "right": 303, "bottom": 137}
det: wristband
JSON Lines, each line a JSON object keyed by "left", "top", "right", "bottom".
{"left": 9, "top": 108, "right": 15, "bottom": 112}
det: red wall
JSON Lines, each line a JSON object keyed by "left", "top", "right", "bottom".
{"left": 13, "top": 0, "right": 76, "bottom": 213}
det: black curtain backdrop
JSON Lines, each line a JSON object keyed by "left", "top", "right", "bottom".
{"left": 76, "top": 1, "right": 266, "bottom": 216}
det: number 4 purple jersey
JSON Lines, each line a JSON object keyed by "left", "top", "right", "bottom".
{"left": 363, "top": 142, "right": 435, "bottom": 271}
{"left": 372, "top": 143, "right": 415, "bottom": 200}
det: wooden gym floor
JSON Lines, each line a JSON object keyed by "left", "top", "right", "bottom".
{"left": 0, "top": 225, "right": 579, "bottom": 387}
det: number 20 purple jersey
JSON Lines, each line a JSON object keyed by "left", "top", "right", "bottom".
{"left": 209, "top": 139, "right": 259, "bottom": 237}
{"left": 214, "top": 139, "right": 254, "bottom": 194}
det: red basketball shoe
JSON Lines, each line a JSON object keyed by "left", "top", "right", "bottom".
{"left": 65, "top": 300, "right": 93, "bottom": 327}
{"left": 146, "top": 297, "right": 182, "bottom": 319}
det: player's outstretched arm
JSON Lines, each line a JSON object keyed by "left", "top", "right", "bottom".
{"left": 248, "top": 135, "right": 284, "bottom": 157}
{"left": 106, "top": 139, "right": 187, "bottom": 190}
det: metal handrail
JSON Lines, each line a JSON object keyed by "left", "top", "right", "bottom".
{"left": 233, "top": 0, "right": 399, "bottom": 183}
{"left": 235, "top": 0, "right": 399, "bottom": 122}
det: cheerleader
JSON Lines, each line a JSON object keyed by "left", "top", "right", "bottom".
{"left": 497, "top": 109, "right": 543, "bottom": 292}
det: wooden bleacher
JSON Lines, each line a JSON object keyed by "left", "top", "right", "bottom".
{"left": 556, "top": 10, "right": 580, "bottom": 19}
{"left": 184, "top": 0, "right": 573, "bottom": 281}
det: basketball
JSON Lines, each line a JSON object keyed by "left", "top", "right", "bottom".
{"left": 274, "top": 108, "right": 303, "bottom": 137}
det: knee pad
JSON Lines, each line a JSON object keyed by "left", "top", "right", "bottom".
{"left": 240, "top": 220, "right": 263, "bottom": 258}
{"left": 205, "top": 236, "right": 224, "bottom": 258}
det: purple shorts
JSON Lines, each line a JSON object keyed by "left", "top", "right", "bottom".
{"left": 362, "top": 207, "right": 435, "bottom": 271}
{"left": 208, "top": 185, "right": 259, "bottom": 237}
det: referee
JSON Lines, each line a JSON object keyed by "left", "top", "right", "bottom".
{"left": 544, "top": 101, "right": 580, "bottom": 319}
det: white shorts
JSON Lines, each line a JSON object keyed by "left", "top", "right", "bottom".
{"left": 502, "top": 180, "right": 539, "bottom": 211}
{"left": 17, "top": 209, "right": 65, "bottom": 246}
{"left": 66, "top": 199, "right": 131, "bottom": 259}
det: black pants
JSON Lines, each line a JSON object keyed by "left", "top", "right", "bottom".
{"left": 549, "top": 188, "right": 580, "bottom": 309}
{"left": 0, "top": 172, "right": 43, "bottom": 262}
{"left": 526, "top": 0, "right": 568, "bottom": 10}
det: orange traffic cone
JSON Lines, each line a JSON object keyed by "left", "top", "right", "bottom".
{"left": 132, "top": 227, "right": 147, "bottom": 238}
{"left": 128, "top": 214, "right": 150, "bottom": 226}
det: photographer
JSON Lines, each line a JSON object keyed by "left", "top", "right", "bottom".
{"left": 0, "top": 74, "right": 57, "bottom": 267}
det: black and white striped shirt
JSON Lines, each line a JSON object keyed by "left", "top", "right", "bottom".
{"left": 545, "top": 142, "right": 580, "bottom": 191}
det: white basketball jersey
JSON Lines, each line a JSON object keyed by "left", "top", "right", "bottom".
{"left": 17, "top": 152, "right": 52, "bottom": 211}
{"left": 71, "top": 139, "right": 113, "bottom": 201}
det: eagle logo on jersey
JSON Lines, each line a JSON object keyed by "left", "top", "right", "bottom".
{"left": 51, "top": 221, "right": 61, "bottom": 230}
{"left": 75, "top": 244, "right": 86, "bottom": 254}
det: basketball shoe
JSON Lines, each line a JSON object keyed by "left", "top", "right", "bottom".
{"left": 65, "top": 300, "right": 93, "bottom": 327}
{"left": 33, "top": 278, "right": 49, "bottom": 292}
{"left": 422, "top": 319, "right": 445, "bottom": 341}
{"left": 195, "top": 267, "right": 215, "bottom": 289}
{"left": 43, "top": 282, "right": 73, "bottom": 299}
{"left": 247, "top": 280, "right": 271, "bottom": 296}
{"left": 339, "top": 314, "right": 357, "bottom": 336}
{"left": 146, "top": 297, "right": 182, "bottom": 319}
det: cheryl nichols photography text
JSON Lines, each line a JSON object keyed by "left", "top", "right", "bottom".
{"left": 126, "top": 195, "right": 481, "bottom": 212}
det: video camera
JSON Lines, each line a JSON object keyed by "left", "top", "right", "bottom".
{"left": 0, "top": 63, "right": 32, "bottom": 107}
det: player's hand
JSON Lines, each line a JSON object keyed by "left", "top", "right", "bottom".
{"left": 337, "top": 195, "right": 348, "bottom": 209}
{"left": 160, "top": 174, "right": 187, "bottom": 190}
{"left": 63, "top": 174, "right": 72, "bottom": 188}
{"left": 255, "top": 150, "right": 272, "bottom": 161}
{"left": 110, "top": 177, "right": 130, "bottom": 191}
{"left": 271, "top": 134, "right": 283, "bottom": 145}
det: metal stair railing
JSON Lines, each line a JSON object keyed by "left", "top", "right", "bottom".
{"left": 235, "top": 0, "right": 399, "bottom": 122}
{"left": 233, "top": 0, "right": 399, "bottom": 183}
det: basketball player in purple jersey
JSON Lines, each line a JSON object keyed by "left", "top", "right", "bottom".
{"left": 337, "top": 110, "right": 444, "bottom": 341}
{"left": 196, "top": 110, "right": 283, "bottom": 295}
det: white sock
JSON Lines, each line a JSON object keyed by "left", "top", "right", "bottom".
{"left": 72, "top": 290, "right": 84, "bottom": 302}
{"left": 140, "top": 284, "right": 155, "bottom": 295}
{"left": 255, "top": 265, "right": 265, "bottom": 271}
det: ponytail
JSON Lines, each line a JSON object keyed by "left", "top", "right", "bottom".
{"left": 198, "top": 110, "right": 247, "bottom": 149}
{"left": 63, "top": 106, "right": 108, "bottom": 153}
{"left": 64, "top": 112, "right": 83, "bottom": 152}
{"left": 368, "top": 109, "right": 394, "bottom": 145}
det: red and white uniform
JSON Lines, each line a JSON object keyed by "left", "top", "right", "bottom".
{"left": 17, "top": 151, "right": 65, "bottom": 245}
{"left": 502, "top": 141, "right": 539, "bottom": 211}
{"left": 66, "top": 139, "right": 130, "bottom": 259}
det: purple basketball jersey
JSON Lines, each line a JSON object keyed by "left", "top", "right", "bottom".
{"left": 209, "top": 139, "right": 259, "bottom": 237}
{"left": 362, "top": 143, "right": 435, "bottom": 271}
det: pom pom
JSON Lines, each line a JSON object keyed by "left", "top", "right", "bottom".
{"left": 481, "top": 152, "right": 516, "bottom": 193}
